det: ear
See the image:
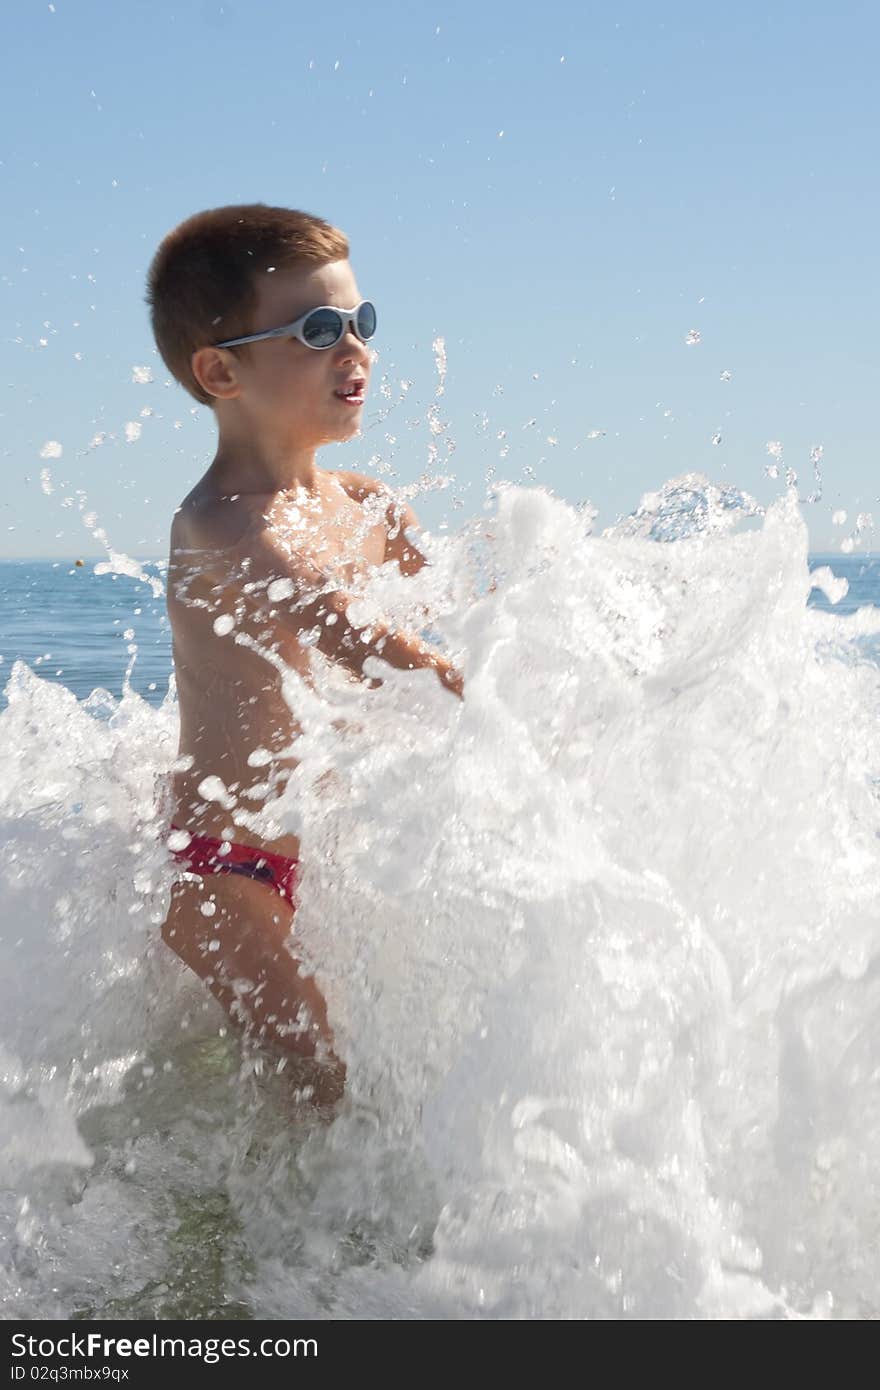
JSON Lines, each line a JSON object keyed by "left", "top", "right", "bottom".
{"left": 191, "top": 345, "right": 241, "bottom": 401}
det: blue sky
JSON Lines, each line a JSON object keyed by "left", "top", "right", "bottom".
{"left": 1, "top": 0, "right": 877, "bottom": 558}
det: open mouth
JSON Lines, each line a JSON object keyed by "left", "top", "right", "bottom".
{"left": 334, "top": 380, "right": 366, "bottom": 405}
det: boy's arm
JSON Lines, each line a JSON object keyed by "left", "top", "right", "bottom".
{"left": 237, "top": 521, "right": 463, "bottom": 699}
{"left": 382, "top": 495, "right": 427, "bottom": 576}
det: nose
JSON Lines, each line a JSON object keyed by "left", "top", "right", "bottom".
{"left": 337, "top": 326, "right": 371, "bottom": 367}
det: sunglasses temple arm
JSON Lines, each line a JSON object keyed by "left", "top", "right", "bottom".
{"left": 217, "top": 326, "right": 287, "bottom": 348}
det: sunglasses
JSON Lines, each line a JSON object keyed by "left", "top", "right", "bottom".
{"left": 214, "top": 300, "right": 377, "bottom": 351}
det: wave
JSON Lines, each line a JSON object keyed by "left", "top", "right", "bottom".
{"left": 2, "top": 479, "right": 879, "bottom": 1318}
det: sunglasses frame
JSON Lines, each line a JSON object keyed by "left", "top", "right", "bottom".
{"left": 214, "top": 300, "right": 376, "bottom": 351}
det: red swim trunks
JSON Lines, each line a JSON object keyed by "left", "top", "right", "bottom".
{"left": 167, "top": 823, "right": 300, "bottom": 904}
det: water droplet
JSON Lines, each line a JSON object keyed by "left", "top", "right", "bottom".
{"left": 267, "top": 578, "right": 295, "bottom": 602}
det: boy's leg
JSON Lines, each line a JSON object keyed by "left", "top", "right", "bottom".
{"left": 162, "top": 874, "right": 340, "bottom": 1074}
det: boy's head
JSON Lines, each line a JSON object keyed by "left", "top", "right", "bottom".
{"left": 146, "top": 204, "right": 372, "bottom": 446}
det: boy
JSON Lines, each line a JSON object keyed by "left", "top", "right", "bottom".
{"left": 147, "top": 204, "right": 462, "bottom": 1078}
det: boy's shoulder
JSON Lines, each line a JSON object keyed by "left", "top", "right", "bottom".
{"left": 335, "top": 471, "right": 425, "bottom": 576}
{"left": 335, "top": 470, "right": 418, "bottom": 526}
{"left": 335, "top": 469, "right": 385, "bottom": 505}
{"left": 170, "top": 479, "right": 265, "bottom": 554}
{"left": 332, "top": 472, "right": 378, "bottom": 505}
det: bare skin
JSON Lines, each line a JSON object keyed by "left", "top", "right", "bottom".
{"left": 161, "top": 258, "right": 462, "bottom": 1089}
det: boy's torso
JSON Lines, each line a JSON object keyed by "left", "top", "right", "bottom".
{"left": 166, "top": 466, "right": 388, "bottom": 859}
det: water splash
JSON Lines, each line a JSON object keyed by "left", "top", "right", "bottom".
{"left": 3, "top": 482, "right": 880, "bottom": 1318}
{"left": 604, "top": 472, "right": 764, "bottom": 543}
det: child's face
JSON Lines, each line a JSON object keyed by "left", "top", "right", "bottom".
{"left": 217, "top": 258, "right": 372, "bottom": 446}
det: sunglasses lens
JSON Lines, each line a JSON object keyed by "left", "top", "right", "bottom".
{"left": 300, "top": 303, "right": 377, "bottom": 348}
{"left": 302, "top": 308, "right": 344, "bottom": 348}
{"left": 356, "top": 301, "right": 377, "bottom": 340}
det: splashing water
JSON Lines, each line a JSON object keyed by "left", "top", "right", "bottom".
{"left": 3, "top": 478, "right": 880, "bottom": 1320}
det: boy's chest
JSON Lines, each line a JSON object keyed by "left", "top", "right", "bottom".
{"left": 275, "top": 492, "right": 386, "bottom": 586}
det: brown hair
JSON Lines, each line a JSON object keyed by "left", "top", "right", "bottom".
{"left": 145, "top": 203, "right": 350, "bottom": 406}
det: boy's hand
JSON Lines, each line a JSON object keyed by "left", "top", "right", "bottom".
{"left": 435, "top": 658, "right": 464, "bottom": 699}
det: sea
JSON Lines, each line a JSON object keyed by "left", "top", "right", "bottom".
{"left": 3, "top": 476, "right": 880, "bottom": 1320}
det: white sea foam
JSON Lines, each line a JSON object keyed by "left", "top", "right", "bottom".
{"left": 2, "top": 478, "right": 880, "bottom": 1318}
